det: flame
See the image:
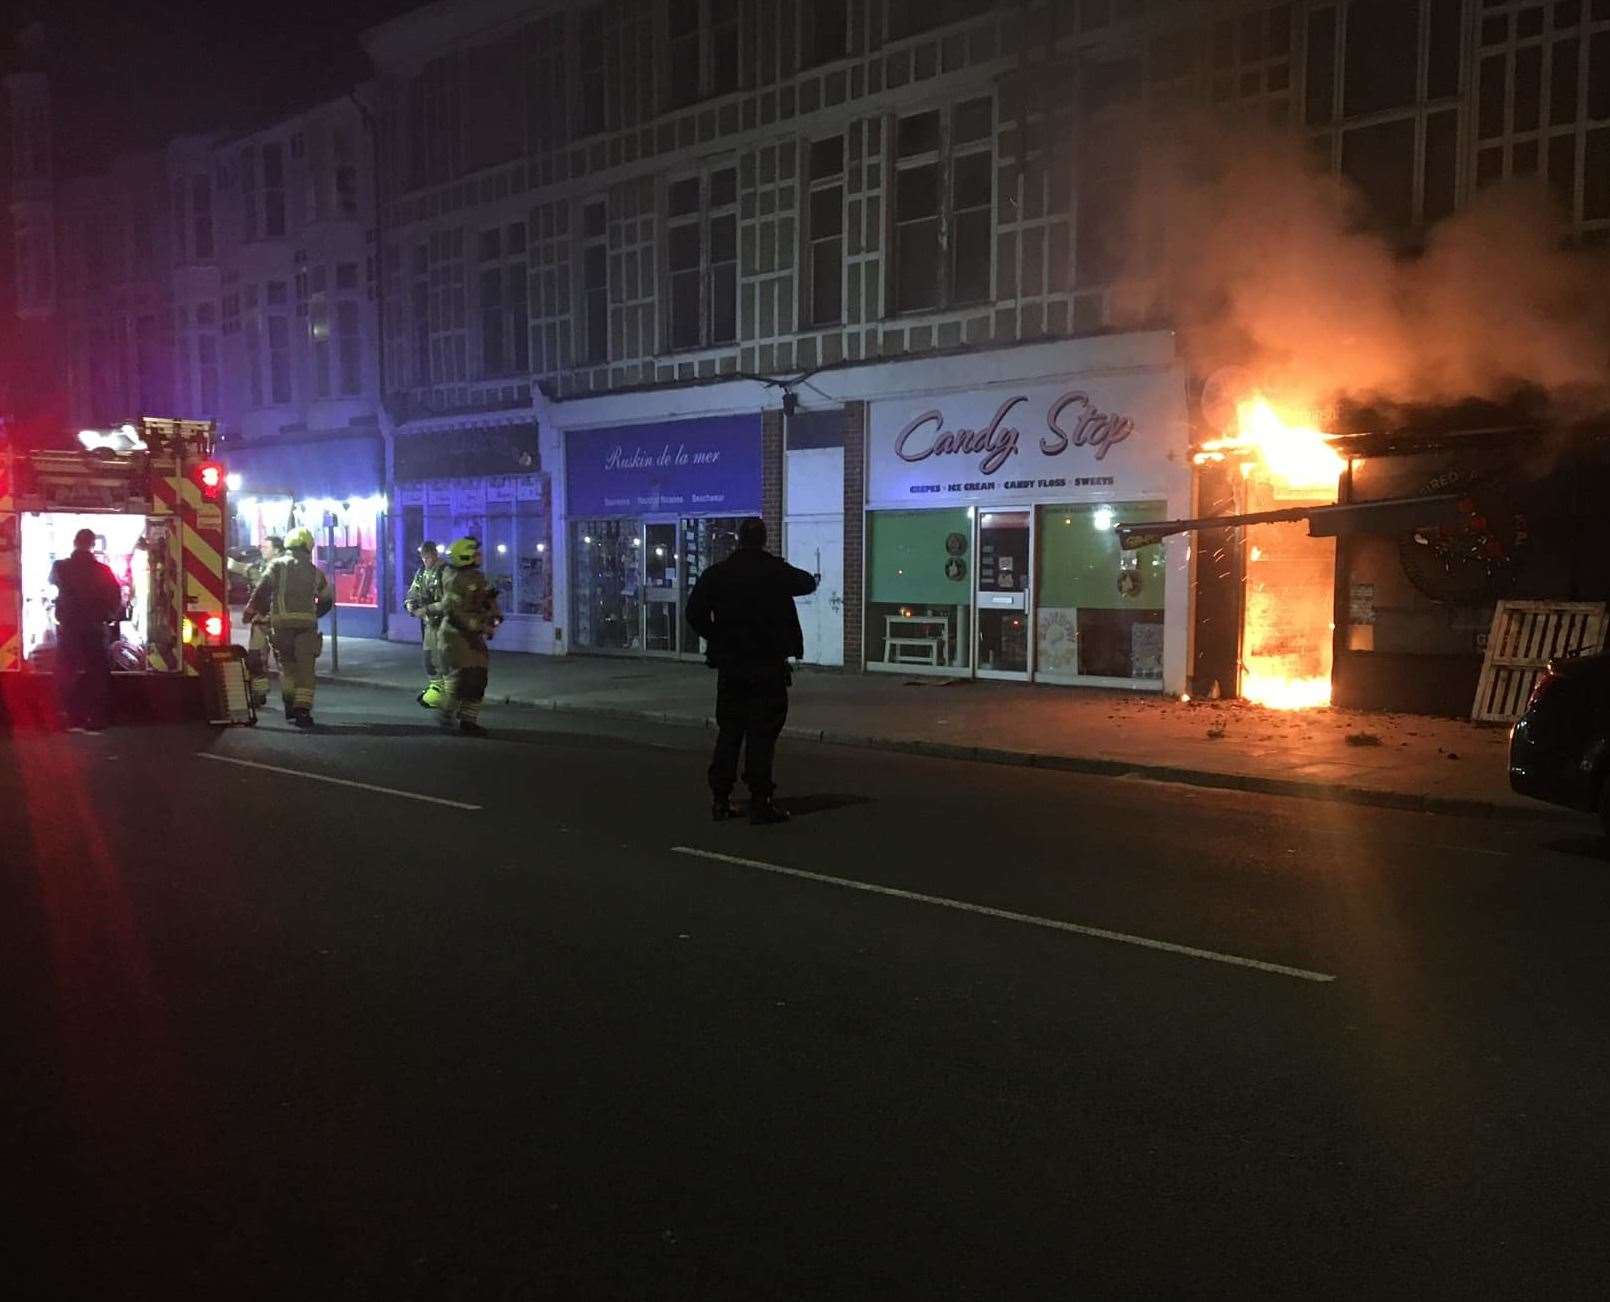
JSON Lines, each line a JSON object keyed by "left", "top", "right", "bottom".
{"left": 1205, "top": 395, "right": 1342, "bottom": 711}
{"left": 1201, "top": 397, "right": 1345, "bottom": 493}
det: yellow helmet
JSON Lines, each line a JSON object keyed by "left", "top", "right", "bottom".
{"left": 446, "top": 537, "right": 481, "bottom": 568}
{"left": 285, "top": 527, "right": 315, "bottom": 552}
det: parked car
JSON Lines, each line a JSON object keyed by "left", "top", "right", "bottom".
{"left": 1509, "top": 652, "right": 1610, "bottom": 834}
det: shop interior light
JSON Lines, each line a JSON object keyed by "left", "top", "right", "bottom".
{"left": 226, "top": 472, "right": 243, "bottom": 493}
{"left": 496, "top": 543, "right": 509, "bottom": 554}
{"left": 536, "top": 542, "right": 546, "bottom": 553}
{"left": 1092, "top": 506, "right": 1116, "bottom": 531}
{"left": 582, "top": 535, "right": 592, "bottom": 544}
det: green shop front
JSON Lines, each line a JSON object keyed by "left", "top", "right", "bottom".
{"left": 863, "top": 373, "right": 1192, "bottom": 693}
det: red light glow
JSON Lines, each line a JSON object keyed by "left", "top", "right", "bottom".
{"left": 202, "top": 615, "right": 224, "bottom": 639}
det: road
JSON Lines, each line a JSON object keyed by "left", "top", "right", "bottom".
{"left": 4, "top": 683, "right": 1608, "bottom": 1299}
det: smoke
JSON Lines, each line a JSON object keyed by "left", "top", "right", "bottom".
{"left": 1114, "top": 115, "right": 1610, "bottom": 419}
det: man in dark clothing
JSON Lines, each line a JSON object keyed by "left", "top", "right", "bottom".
{"left": 49, "top": 528, "right": 124, "bottom": 733}
{"left": 685, "top": 516, "right": 817, "bottom": 824}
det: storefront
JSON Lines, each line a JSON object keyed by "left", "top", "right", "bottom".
{"left": 864, "top": 370, "right": 1192, "bottom": 693}
{"left": 219, "top": 429, "right": 387, "bottom": 637}
{"left": 390, "top": 421, "right": 552, "bottom": 655}
{"left": 564, "top": 414, "right": 762, "bottom": 658}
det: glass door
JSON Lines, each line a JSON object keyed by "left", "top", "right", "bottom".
{"left": 641, "top": 519, "right": 680, "bottom": 654}
{"left": 974, "top": 509, "right": 1032, "bottom": 679}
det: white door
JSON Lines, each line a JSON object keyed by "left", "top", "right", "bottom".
{"left": 786, "top": 516, "right": 844, "bottom": 666}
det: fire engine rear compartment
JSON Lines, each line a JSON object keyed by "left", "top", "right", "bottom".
{"left": 19, "top": 511, "right": 154, "bottom": 667}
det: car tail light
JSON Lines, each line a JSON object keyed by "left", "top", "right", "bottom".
{"left": 1524, "top": 669, "right": 1560, "bottom": 712}
{"left": 203, "top": 614, "right": 225, "bottom": 640}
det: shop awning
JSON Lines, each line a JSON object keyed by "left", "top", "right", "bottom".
{"left": 218, "top": 433, "right": 384, "bottom": 501}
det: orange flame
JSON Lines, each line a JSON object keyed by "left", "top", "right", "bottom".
{"left": 1201, "top": 396, "right": 1342, "bottom": 711}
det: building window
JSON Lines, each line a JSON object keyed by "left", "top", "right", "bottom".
{"left": 894, "top": 112, "right": 942, "bottom": 311}
{"left": 478, "top": 225, "right": 529, "bottom": 376}
{"left": 262, "top": 142, "right": 287, "bottom": 238}
{"left": 577, "top": 7, "right": 606, "bottom": 136}
{"left": 807, "top": 135, "right": 844, "bottom": 324}
{"left": 268, "top": 314, "right": 292, "bottom": 403}
{"left": 196, "top": 333, "right": 219, "bottom": 414}
{"left": 240, "top": 147, "right": 259, "bottom": 241}
{"left": 711, "top": 0, "right": 741, "bottom": 96}
{"left": 667, "top": 0, "right": 701, "bottom": 110}
{"left": 667, "top": 176, "right": 702, "bottom": 349}
{"left": 582, "top": 200, "right": 609, "bottom": 364}
{"left": 311, "top": 295, "right": 332, "bottom": 397}
{"left": 709, "top": 168, "right": 738, "bottom": 344}
{"left": 411, "top": 244, "right": 430, "bottom": 386}
{"left": 337, "top": 300, "right": 363, "bottom": 395}
{"left": 189, "top": 174, "right": 213, "bottom": 259}
{"left": 803, "top": 0, "right": 848, "bottom": 68}
{"left": 950, "top": 98, "right": 993, "bottom": 304}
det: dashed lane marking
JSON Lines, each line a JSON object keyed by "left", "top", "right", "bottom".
{"left": 197, "top": 752, "right": 483, "bottom": 810}
{"left": 670, "top": 846, "right": 1336, "bottom": 984}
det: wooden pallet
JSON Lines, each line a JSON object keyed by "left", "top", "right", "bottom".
{"left": 1471, "top": 600, "right": 1607, "bottom": 722}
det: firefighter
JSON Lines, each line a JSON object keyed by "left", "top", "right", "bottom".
{"left": 229, "top": 534, "right": 284, "bottom": 706}
{"left": 436, "top": 536, "right": 502, "bottom": 738}
{"left": 403, "top": 540, "right": 447, "bottom": 708}
{"left": 243, "top": 527, "right": 333, "bottom": 728}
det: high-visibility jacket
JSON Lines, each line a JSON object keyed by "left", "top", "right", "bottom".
{"left": 404, "top": 562, "right": 446, "bottom": 627}
{"left": 246, "top": 553, "right": 332, "bottom": 628}
{"left": 438, "top": 565, "right": 501, "bottom": 670}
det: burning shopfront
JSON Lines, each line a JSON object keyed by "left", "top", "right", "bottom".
{"left": 1158, "top": 390, "right": 1610, "bottom": 719}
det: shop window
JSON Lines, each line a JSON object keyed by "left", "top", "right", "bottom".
{"left": 1553, "top": 39, "right": 1580, "bottom": 125}
{"left": 311, "top": 296, "right": 332, "bottom": 397}
{"left": 240, "top": 146, "right": 258, "bottom": 241}
{"left": 865, "top": 508, "right": 973, "bottom": 671}
{"left": 268, "top": 314, "right": 292, "bottom": 404}
{"left": 1305, "top": 6, "right": 1337, "bottom": 126}
{"left": 668, "top": 177, "right": 702, "bottom": 350}
{"left": 951, "top": 149, "right": 993, "bottom": 304}
{"left": 1428, "top": 0, "right": 1461, "bottom": 99}
{"left": 1035, "top": 504, "right": 1166, "bottom": 683}
{"left": 710, "top": 175, "right": 738, "bottom": 345}
{"left": 894, "top": 164, "right": 940, "bottom": 311}
{"left": 1424, "top": 110, "right": 1459, "bottom": 225}
{"left": 577, "top": 7, "right": 606, "bottom": 137}
{"left": 571, "top": 518, "right": 643, "bottom": 651}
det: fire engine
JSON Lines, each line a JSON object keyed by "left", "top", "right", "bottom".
{"left": 0, "top": 417, "right": 238, "bottom": 714}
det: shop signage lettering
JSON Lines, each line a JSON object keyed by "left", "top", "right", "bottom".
{"left": 893, "top": 391, "right": 1135, "bottom": 478}
{"left": 604, "top": 443, "right": 724, "bottom": 471}
{"left": 566, "top": 415, "right": 762, "bottom": 519}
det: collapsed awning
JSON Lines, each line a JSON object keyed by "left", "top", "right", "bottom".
{"left": 217, "top": 432, "right": 384, "bottom": 501}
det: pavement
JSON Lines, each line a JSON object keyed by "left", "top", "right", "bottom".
{"left": 5, "top": 685, "right": 1608, "bottom": 1298}
{"left": 316, "top": 633, "right": 1539, "bottom": 822}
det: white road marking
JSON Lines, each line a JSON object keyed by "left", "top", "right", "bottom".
{"left": 670, "top": 846, "right": 1336, "bottom": 984}
{"left": 198, "top": 752, "right": 483, "bottom": 810}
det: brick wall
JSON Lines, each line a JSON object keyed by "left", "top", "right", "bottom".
{"left": 761, "top": 406, "right": 783, "bottom": 547}
{"left": 842, "top": 401, "right": 866, "bottom": 671}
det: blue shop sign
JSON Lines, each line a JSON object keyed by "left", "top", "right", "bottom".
{"left": 565, "top": 415, "right": 761, "bottom": 517}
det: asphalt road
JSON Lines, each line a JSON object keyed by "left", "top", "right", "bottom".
{"left": 4, "top": 683, "right": 1608, "bottom": 1300}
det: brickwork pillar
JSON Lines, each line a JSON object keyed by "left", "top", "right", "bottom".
{"left": 842, "top": 401, "right": 866, "bottom": 671}
{"left": 761, "top": 406, "right": 784, "bottom": 548}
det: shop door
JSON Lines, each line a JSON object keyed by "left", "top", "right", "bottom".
{"left": 975, "top": 509, "right": 1032, "bottom": 679}
{"left": 641, "top": 519, "right": 680, "bottom": 654}
{"left": 786, "top": 516, "right": 844, "bottom": 666}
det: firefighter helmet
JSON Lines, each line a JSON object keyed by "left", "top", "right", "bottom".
{"left": 446, "top": 537, "right": 481, "bottom": 568}
{"left": 285, "top": 527, "right": 315, "bottom": 552}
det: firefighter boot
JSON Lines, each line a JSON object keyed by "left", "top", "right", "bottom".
{"left": 292, "top": 709, "right": 316, "bottom": 730}
{"left": 419, "top": 681, "right": 445, "bottom": 708}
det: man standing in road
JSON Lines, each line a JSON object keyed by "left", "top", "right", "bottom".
{"left": 403, "top": 540, "right": 447, "bottom": 708}
{"left": 230, "top": 534, "right": 284, "bottom": 707}
{"left": 49, "top": 528, "right": 123, "bottom": 733}
{"left": 244, "top": 527, "right": 333, "bottom": 728}
{"left": 686, "top": 516, "right": 817, "bottom": 824}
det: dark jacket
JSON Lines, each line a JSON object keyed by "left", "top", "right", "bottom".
{"left": 50, "top": 551, "right": 122, "bottom": 628}
{"left": 686, "top": 546, "right": 817, "bottom": 669}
